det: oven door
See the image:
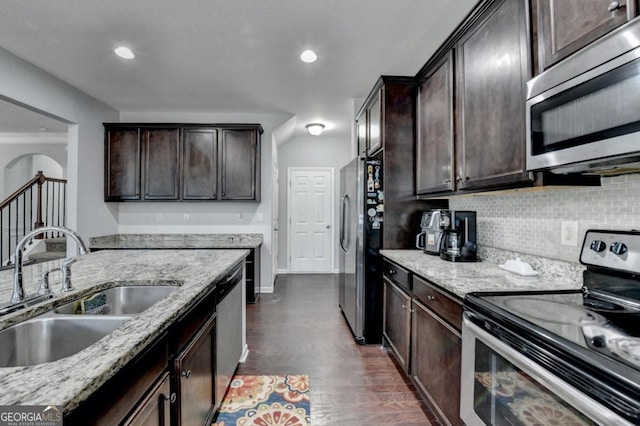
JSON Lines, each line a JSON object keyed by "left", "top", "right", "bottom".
{"left": 461, "top": 313, "right": 629, "bottom": 426}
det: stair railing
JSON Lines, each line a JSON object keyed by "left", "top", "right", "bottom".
{"left": 0, "top": 171, "right": 67, "bottom": 266}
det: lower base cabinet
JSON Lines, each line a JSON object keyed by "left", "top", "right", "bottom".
{"left": 382, "top": 260, "right": 463, "bottom": 426}
{"left": 123, "top": 373, "right": 172, "bottom": 426}
{"left": 411, "top": 299, "right": 462, "bottom": 426}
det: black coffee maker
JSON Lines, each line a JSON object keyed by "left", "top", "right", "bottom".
{"left": 439, "top": 210, "right": 477, "bottom": 262}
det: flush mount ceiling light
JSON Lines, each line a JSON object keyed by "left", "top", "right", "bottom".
{"left": 114, "top": 46, "right": 135, "bottom": 59}
{"left": 306, "top": 123, "right": 325, "bottom": 136}
{"left": 300, "top": 49, "right": 318, "bottom": 63}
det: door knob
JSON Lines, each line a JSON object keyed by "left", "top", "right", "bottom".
{"left": 326, "top": 225, "right": 330, "bottom": 229}
{"left": 181, "top": 370, "right": 192, "bottom": 379}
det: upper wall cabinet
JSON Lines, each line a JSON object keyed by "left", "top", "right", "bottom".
{"left": 104, "top": 123, "right": 262, "bottom": 202}
{"left": 455, "top": 0, "right": 530, "bottom": 191}
{"left": 416, "top": 52, "right": 455, "bottom": 195}
{"left": 357, "top": 88, "right": 383, "bottom": 156}
{"left": 533, "top": 0, "right": 637, "bottom": 73}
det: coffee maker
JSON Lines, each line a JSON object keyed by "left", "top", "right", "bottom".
{"left": 416, "top": 210, "right": 444, "bottom": 255}
{"left": 439, "top": 210, "right": 477, "bottom": 262}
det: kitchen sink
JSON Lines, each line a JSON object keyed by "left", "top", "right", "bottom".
{"left": 0, "top": 315, "right": 130, "bottom": 367}
{"left": 54, "top": 284, "right": 180, "bottom": 315}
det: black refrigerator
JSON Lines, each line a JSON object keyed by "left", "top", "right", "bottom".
{"left": 338, "top": 152, "right": 384, "bottom": 344}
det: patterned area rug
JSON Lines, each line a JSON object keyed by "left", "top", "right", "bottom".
{"left": 213, "top": 375, "right": 311, "bottom": 426}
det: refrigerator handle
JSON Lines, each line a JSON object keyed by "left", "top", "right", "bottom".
{"left": 339, "top": 194, "right": 350, "bottom": 251}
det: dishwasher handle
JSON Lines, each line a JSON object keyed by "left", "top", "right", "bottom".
{"left": 215, "top": 264, "right": 242, "bottom": 304}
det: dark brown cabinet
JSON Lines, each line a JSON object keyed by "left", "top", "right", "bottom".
{"left": 245, "top": 247, "right": 260, "bottom": 304}
{"left": 105, "top": 128, "right": 141, "bottom": 200}
{"left": 104, "top": 124, "right": 262, "bottom": 202}
{"left": 411, "top": 276, "right": 462, "bottom": 426}
{"left": 173, "top": 314, "right": 216, "bottom": 426}
{"left": 220, "top": 128, "right": 260, "bottom": 201}
{"left": 122, "top": 373, "right": 172, "bottom": 426}
{"left": 356, "top": 89, "right": 382, "bottom": 156}
{"left": 416, "top": 52, "right": 455, "bottom": 194}
{"left": 383, "top": 278, "right": 412, "bottom": 373}
{"left": 455, "top": 0, "right": 530, "bottom": 191}
{"left": 143, "top": 129, "right": 180, "bottom": 200}
{"left": 534, "top": 0, "right": 637, "bottom": 73}
{"left": 182, "top": 128, "right": 217, "bottom": 200}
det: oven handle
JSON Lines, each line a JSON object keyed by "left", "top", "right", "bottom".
{"left": 461, "top": 312, "right": 633, "bottom": 426}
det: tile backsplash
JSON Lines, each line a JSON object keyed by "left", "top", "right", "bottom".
{"left": 449, "top": 174, "right": 640, "bottom": 264}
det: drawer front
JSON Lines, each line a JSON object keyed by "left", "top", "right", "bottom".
{"left": 413, "top": 274, "right": 462, "bottom": 330}
{"left": 383, "top": 259, "right": 412, "bottom": 292}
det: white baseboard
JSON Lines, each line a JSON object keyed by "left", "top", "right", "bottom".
{"left": 259, "top": 285, "right": 274, "bottom": 293}
{"left": 277, "top": 268, "right": 288, "bottom": 274}
{"left": 239, "top": 344, "right": 250, "bottom": 363}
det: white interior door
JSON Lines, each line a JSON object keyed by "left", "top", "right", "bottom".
{"left": 272, "top": 158, "right": 279, "bottom": 282}
{"left": 288, "top": 168, "right": 333, "bottom": 272}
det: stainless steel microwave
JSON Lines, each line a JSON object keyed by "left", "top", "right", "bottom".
{"left": 526, "top": 18, "right": 640, "bottom": 175}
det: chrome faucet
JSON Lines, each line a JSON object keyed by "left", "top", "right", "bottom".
{"left": 11, "top": 226, "right": 89, "bottom": 304}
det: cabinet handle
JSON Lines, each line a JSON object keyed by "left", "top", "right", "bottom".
{"left": 444, "top": 178, "right": 451, "bottom": 185}
{"left": 608, "top": 1, "right": 623, "bottom": 11}
{"left": 164, "top": 392, "right": 177, "bottom": 403}
{"left": 456, "top": 176, "right": 463, "bottom": 183}
{"left": 181, "top": 370, "right": 192, "bottom": 379}
{"left": 388, "top": 269, "right": 397, "bottom": 275}
{"left": 427, "top": 295, "right": 437, "bottom": 301}
{"left": 401, "top": 304, "right": 407, "bottom": 309}
{"left": 409, "top": 308, "right": 416, "bottom": 313}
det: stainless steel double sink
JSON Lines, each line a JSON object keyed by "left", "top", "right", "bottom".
{"left": 0, "top": 284, "right": 180, "bottom": 368}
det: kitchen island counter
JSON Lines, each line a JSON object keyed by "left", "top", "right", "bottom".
{"left": 90, "top": 233, "right": 263, "bottom": 249}
{"left": 380, "top": 249, "right": 583, "bottom": 299}
{"left": 0, "top": 248, "right": 248, "bottom": 414}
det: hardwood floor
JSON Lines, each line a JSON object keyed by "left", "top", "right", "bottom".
{"left": 237, "top": 274, "right": 436, "bottom": 425}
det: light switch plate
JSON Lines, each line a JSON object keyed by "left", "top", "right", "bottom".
{"left": 561, "top": 221, "right": 579, "bottom": 246}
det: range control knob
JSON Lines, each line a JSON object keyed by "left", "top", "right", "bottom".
{"left": 610, "top": 242, "right": 628, "bottom": 256}
{"left": 591, "top": 336, "right": 606, "bottom": 348}
{"left": 590, "top": 240, "right": 606, "bottom": 252}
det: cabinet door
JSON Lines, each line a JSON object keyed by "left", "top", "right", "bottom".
{"left": 416, "top": 52, "right": 455, "bottom": 194}
{"left": 456, "top": 0, "right": 531, "bottom": 191}
{"left": 367, "top": 91, "right": 383, "bottom": 155}
{"left": 536, "top": 0, "right": 636, "bottom": 72}
{"left": 173, "top": 314, "right": 215, "bottom": 426}
{"left": 383, "top": 278, "right": 411, "bottom": 373}
{"left": 123, "top": 373, "right": 172, "bottom": 426}
{"left": 182, "top": 128, "right": 217, "bottom": 200}
{"left": 220, "top": 129, "right": 259, "bottom": 200}
{"left": 105, "top": 128, "right": 140, "bottom": 201}
{"left": 143, "top": 129, "right": 180, "bottom": 200}
{"left": 411, "top": 299, "right": 462, "bottom": 426}
{"left": 356, "top": 116, "right": 367, "bottom": 157}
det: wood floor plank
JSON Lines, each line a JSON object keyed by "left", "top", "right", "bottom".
{"left": 236, "top": 274, "right": 435, "bottom": 425}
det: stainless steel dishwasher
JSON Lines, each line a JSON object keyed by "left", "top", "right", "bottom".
{"left": 214, "top": 264, "right": 243, "bottom": 410}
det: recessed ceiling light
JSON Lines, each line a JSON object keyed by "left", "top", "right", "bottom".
{"left": 300, "top": 50, "right": 318, "bottom": 63}
{"left": 114, "top": 46, "right": 135, "bottom": 60}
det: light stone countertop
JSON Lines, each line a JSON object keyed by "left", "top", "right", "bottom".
{"left": 0, "top": 248, "right": 248, "bottom": 414}
{"left": 90, "top": 233, "right": 263, "bottom": 249}
{"left": 380, "top": 250, "right": 583, "bottom": 300}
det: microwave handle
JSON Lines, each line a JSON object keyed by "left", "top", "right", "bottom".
{"left": 416, "top": 232, "right": 426, "bottom": 249}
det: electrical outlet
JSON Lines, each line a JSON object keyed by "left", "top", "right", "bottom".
{"left": 237, "top": 212, "right": 244, "bottom": 221}
{"left": 561, "top": 221, "right": 579, "bottom": 246}
{"left": 257, "top": 213, "right": 264, "bottom": 222}
{"left": 183, "top": 213, "right": 190, "bottom": 221}
{"left": 155, "top": 213, "right": 162, "bottom": 222}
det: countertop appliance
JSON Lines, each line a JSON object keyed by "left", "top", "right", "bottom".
{"left": 338, "top": 154, "right": 384, "bottom": 344}
{"left": 461, "top": 230, "right": 640, "bottom": 425}
{"left": 439, "top": 210, "right": 477, "bottom": 262}
{"left": 415, "top": 210, "right": 443, "bottom": 255}
{"left": 526, "top": 18, "right": 640, "bottom": 175}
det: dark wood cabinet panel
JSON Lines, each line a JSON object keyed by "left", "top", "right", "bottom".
{"left": 182, "top": 128, "right": 217, "bottom": 200}
{"left": 245, "top": 247, "right": 260, "bottom": 304}
{"left": 143, "top": 129, "right": 180, "bottom": 200}
{"left": 122, "top": 373, "right": 171, "bottom": 426}
{"left": 220, "top": 128, "right": 260, "bottom": 201}
{"left": 455, "top": 0, "right": 531, "bottom": 191}
{"left": 413, "top": 275, "right": 462, "bottom": 331}
{"left": 411, "top": 299, "right": 462, "bottom": 426}
{"left": 383, "top": 278, "right": 411, "bottom": 373}
{"left": 105, "top": 124, "right": 262, "bottom": 202}
{"left": 173, "top": 313, "right": 216, "bottom": 426}
{"left": 535, "top": 0, "right": 636, "bottom": 72}
{"left": 416, "top": 52, "right": 455, "bottom": 195}
{"left": 105, "top": 128, "right": 141, "bottom": 201}
{"left": 356, "top": 117, "right": 367, "bottom": 157}
{"left": 367, "top": 91, "right": 382, "bottom": 155}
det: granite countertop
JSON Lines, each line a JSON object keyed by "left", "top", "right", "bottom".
{"left": 380, "top": 250, "right": 583, "bottom": 300}
{"left": 0, "top": 248, "right": 248, "bottom": 414}
{"left": 90, "top": 233, "right": 263, "bottom": 249}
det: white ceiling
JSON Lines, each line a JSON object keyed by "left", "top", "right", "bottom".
{"left": 0, "top": 0, "right": 478, "bottom": 140}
